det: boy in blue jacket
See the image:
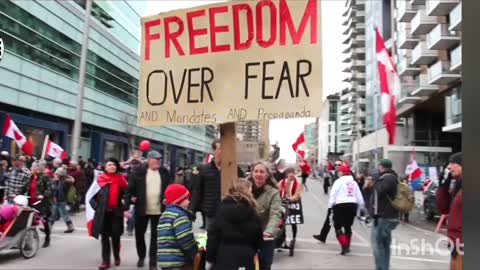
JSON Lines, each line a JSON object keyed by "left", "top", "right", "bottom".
{"left": 158, "top": 184, "right": 198, "bottom": 270}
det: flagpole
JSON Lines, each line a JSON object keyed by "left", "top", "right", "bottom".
{"left": 41, "top": 134, "right": 49, "bottom": 161}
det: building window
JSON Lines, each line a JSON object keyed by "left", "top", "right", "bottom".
{"left": 0, "top": 0, "right": 139, "bottom": 105}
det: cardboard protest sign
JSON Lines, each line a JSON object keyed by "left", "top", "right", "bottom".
{"left": 138, "top": 0, "right": 322, "bottom": 126}
{"left": 285, "top": 199, "right": 304, "bottom": 225}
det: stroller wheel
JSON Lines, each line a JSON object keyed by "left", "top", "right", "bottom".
{"left": 289, "top": 239, "right": 295, "bottom": 257}
{"left": 20, "top": 228, "right": 39, "bottom": 259}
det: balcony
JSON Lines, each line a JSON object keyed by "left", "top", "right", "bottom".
{"left": 410, "top": 0, "right": 426, "bottom": 5}
{"left": 450, "top": 45, "right": 462, "bottom": 72}
{"left": 411, "top": 9, "right": 438, "bottom": 35}
{"left": 427, "top": 24, "right": 460, "bottom": 50}
{"left": 355, "top": 11, "right": 366, "bottom": 22}
{"left": 428, "top": 60, "right": 461, "bottom": 85}
{"left": 356, "top": 35, "right": 365, "bottom": 42}
{"left": 353, "top": 47, "right": 365, "bottom": 54}
{"left": 356, "top": 23, "right": 366, "bottom": 29}
{"left": 426, "top": 0, "right": 460, "bottom": 16}
{"left": 399, "top": 96, "right": 422, "bottom": 105}
{"left": 352, "top": 59, "right": 366, "bottom": 69}
{"left": 398, "top": 57, "right": 421, "bottom": 76}
{"left": 411, "top": 73, "right": 439, "bottom": 97}
{"left": 397, "top": 1, "right": 417, "bottom": 22}
{"left": 397, "top": 27, "right": 420, "bottom": 49}
{"left": 342, "top": 35, "right": 351, "bottom": 45}
{"left": 411, "top": 41, "right": 438, "bottom": 65}
{"left": 449, "top": 3, "right": 462, "bottom": 31}
{"left": 341, "top": 103, "right": 353, "bottom": 111}
{"left": 355, "top": 84, "right": 366, "bottom": 93}
{"left": 357, "top": 111, "right": 366, "bottom": 119}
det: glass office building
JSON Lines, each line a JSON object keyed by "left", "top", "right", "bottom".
{"left": 0, "top": 0, "right": 216, "bottom": 168}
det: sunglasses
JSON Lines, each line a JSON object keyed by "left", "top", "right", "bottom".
{"left": 334, "top": 164, "right": 342, "bottom": 166}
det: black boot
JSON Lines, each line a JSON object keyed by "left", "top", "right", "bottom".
{"left": 64, "top": 221, "right": 74, "bottom": 233}
{"left": 42, "top": 237, "right": 50, "bottom": 248}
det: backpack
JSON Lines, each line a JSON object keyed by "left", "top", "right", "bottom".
{"left": 382, "top": 173, "right": 415, "bottom": 213}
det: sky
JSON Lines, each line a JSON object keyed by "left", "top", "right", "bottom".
{"left": 143, "top": 0, "right": 347, "bottom": 162}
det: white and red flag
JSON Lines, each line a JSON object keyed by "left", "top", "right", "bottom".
{"left": 85, "top": 178, "right": 101, "bottom": 237}
{"left": 204, "top": 153, "right": 214, "bottom": 164}
{"left": 405, "top": 149, "right": 422, "bottom": 180}
{"left": 45, "top": 140, "right": 67, "bottom": 159}
{"left": 375, "top": 28, "right": 401, "bottom": 145}
{"left": 292, "top": 132, "right": 307, "bottom": 160}
{"left": 2, "top": 114, "right": 27, "bottom": 148}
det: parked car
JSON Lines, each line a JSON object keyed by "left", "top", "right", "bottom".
{"left": 423, "top": 181, "right": 440, "bottom": 221}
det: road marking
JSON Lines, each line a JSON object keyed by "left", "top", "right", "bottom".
{"left": 293, "top": 248, "right": 449, "bottom": 264}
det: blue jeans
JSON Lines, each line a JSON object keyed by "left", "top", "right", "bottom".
{"left": 258, "top": 239, "right": 275, "bottom": 270}
{"left": 50, "top": 202, "right": 71, "bottom": 224}
{"left": 127, "top": 207, "right": 135, "bottom": 232}
{"left": 371, "top": 218, "right": 399, "bottom": 270}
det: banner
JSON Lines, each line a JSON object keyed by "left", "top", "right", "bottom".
{"left": 285, "top": 199, "right": 304, "bottom": 225}
{"left": 139, "top": 0, "right": 322, "bottom": 126}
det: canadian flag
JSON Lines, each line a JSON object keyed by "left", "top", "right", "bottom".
{"left": 85, "top": 176, "right": 101, "bottom": 237}
{"left": 405, "top": 149, "right": 422, "bottom": 180}
{"left": 204, "top": 153, "right": 214, "bottom": 164}
{"left": 2, "top": 114, "right": 27, "bottom": 148}
{"left": 376, "top": 28, "right": 401, "bottom": 145}
{"left": 45, "top": 140, "right": 67, "bottom": 159}
{"left": 292, "top": 132, "right": 307, "bottom": 160}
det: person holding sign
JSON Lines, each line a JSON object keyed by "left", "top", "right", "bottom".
{"left": 277, "top": 167, "right": 303, "bottom": 245}
{"left": 248, "top": 162, "right": 282, "bottom": 270}
{"left": 328, "top": 166, "right": 364, "bottom": 255}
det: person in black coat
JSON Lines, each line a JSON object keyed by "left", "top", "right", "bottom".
{"left": 89, "top": 158, "right": 128, "bottom": 270}
{"left": 127, "top": 151, "right": 171, "bottom": 270}
{"left": 190, "top": 139, "right": 245, "bottom": 231}
{"left": 206, "top": 179, "right": 263, "bottom": 270}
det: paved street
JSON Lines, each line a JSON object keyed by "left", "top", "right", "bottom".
{"left": 0, "top": 178, "right": 450, "bottom": 269}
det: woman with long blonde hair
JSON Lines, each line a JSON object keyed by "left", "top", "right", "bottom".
{"left": 206, "top": 179, "right": 263, "bottom": 270}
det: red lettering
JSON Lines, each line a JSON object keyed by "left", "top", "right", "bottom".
{"left": 209, "top": 6, "right": 230, "bottom": 52}
{"left": 280, "top": 0, "right": 318, "bottom": 45}
{"left": 144, "top": 19, "right": 161, "bottom": 60}
{"left": 233, "top": 4, "right": 254, "bottom": 50}
{"left": 256, "top": 0, "right": 277, "bottom": 48}
{"left": 164, "top": 16, "right": 185, "bottom": 58}
{"left": 187, "top": 9, "right": 209, "bottom": 55}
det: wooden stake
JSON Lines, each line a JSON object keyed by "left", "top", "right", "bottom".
{"left": 40, "top": 134, "right": 49, "bottom": 160}
{"left": 220, "top": 122, "right": 237, "bottom": 197}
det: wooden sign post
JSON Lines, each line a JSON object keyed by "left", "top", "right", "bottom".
{"left": 220, "top": 122, "right": 237, "bottom": 197}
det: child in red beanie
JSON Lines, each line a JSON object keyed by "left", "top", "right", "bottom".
{"left": 158, "top": 184, "right": 198, "bottom": 270}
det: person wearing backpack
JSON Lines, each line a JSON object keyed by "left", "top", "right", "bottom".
{"left": 365, "top": 159, "right": 399, "bottom": 270}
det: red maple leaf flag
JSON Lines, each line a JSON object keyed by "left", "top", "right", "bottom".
{"left": 405, "top": 149, "right": 423, "bottom": 180}
{"left": 204, "top": 153, "right": 214, "bottom": 164}
{"left": 375, "top": 28, "right": 401, "bottom": 145}
{"left": 2, "top": 114, "right": 27, "bottom": 148}
{"left": 292, "top": 132, "right": 307, "bottom": 160}
{"left": 46, "top": 140, "right": 67, "bottom": 159}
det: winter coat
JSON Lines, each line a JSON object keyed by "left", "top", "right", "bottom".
{"left": 20, "top": 173, "right": 53, "bottom": 213}
{"left": 436, "top": 178, "right": 462, "bottom": 245}
{"left": 89, "top": 173, "right": 128, "bottom": 239}
{"left": 206, "top": 196, "right": 263, "bottom": 270}
{"left": 328, "top": 175, "right": 365, "bottom": 208}
{"left": 253, "top": 184, "right": 282, "bottom": 237}
{"left": 369, "top": 170, "right": 399, "bottom": 219}
{"left": 157, "top": 204, "right": 198, "bottom": 268}
{"left": 52, "top": 175, "right": 74, "bottom": 203}
{"left": 127, "top": 166, "right": 171, "bottom": 216}
{"left": 190, "top": 160, "right": 245, "bottom": 217}
{"left": 69, "top": 168, "right": 87, "bottom": 194}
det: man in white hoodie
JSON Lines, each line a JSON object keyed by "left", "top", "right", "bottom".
{"left": 328, "top": 165, "right": 365, "bottom": 255}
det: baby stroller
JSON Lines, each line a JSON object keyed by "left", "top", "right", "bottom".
{"left": 274, "top": 199, "right": 295, "bottom": 256}
{"left": 0, "top": 208, "right": 40, "bottom": 258}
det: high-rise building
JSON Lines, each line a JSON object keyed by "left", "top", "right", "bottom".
{"left": 351, "top": 0, "right": 462, "bottom": 173}
{"left": 339, "top": 0, "right": 367, "bottom": 162}
{"left": 318, "top": 94, "right": 342, "bottom": 164}
{"left": 236, "top": 120, "right": 270, "bottom": 163}
{"left": 0, "top": 0, "right": 214, "bottom": 168}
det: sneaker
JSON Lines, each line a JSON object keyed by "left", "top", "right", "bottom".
{"left": 114, "top": 259, "right": 121, "bottom": 266}
{"left": 98, "top": 263, "right": 110, "bottom": 270}
{"left": 137, "top": 259, "right": 145, "bottom": 268}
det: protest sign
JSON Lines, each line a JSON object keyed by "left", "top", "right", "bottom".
{"left": 285, "top": 199, "right": 304, "bottom": 225}
{"left": 138, "top": 0, "right": 322, "bottom": 126}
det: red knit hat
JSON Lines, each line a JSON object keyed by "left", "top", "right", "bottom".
{"left": 339, "top": 165, "right": 351, "bottom": 175}
{"left": 164, "top": 184, "right": 191, "bottom": 205}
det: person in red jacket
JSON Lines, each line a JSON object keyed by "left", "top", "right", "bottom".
{"left": 436, "top": 152, "right": 462, "bottom": 270}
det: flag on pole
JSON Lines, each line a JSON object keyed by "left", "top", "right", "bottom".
{"left": 292, "top": 132, "right": 307, "bottom": 160}
{"left": 375, "top": 28, "right": 401, "bottom": 145}
{"left": 45, "top": 140, "right": 67, "bottom": 159}
{"left": 405, "top": 149, "right": 422, "bottom": 180}
{"left": 2, "top": 114, "right": 27, "bottom": 148}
